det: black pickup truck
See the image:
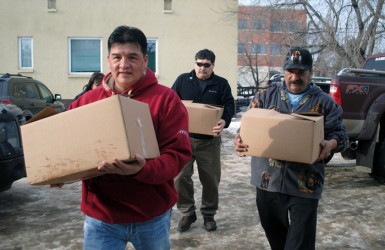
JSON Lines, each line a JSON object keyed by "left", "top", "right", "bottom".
{"left": 329, "top": 53, "right": 385, "bottom": 183}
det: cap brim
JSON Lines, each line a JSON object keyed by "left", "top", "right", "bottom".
{"left": 283, "top": 64, "right": 311, "bottom": 71}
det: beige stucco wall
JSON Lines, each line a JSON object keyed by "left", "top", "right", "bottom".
{"left": 0, "top": 0, "right": 238, "bottom": 99}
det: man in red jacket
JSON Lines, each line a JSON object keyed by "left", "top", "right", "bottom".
{"left": 66, "top": 26, "right": 191, "bottom": 250}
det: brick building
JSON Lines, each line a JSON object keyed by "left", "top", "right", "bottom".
{"left": 237, "top": 6, "right": 307, "bottom": 87}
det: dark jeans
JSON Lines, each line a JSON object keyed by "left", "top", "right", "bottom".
{"left": 256, "top": 188, "right": 319, "bottom": 250}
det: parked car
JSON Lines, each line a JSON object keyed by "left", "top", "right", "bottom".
{"left": 0, "top": 73, "right": 65, "bottom": 116}
{"left": 0, "top": 104, "right": 26, "bottom": 192}
{"left": 236, "top": 84, "right": 259, "bottom": 113}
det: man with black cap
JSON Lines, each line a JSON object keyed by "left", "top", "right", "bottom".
{"left": 234, "top": 47, "right": 348, "bottom": 250}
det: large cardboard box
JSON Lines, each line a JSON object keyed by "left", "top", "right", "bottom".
{"left": 182, "top": 101, "right": 224, "bottom": 135}
{"left": 240, "top": 108, "right": 324, "bottom": 164}
{"left": 21, "top": 95, "right": 160, "bottom": 185}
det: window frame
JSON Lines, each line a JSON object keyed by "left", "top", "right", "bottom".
{"left": 251, "top": 19, "right": 266, "bottom": 30}
{"left": 270, "top": 22, "right": 281, "bottom": 32}
{"left": 68, "top": 37, "right": 103, "bottom": 75}
{"left": 270, "top": 44, "right": 282, "bottom": 56}
{"left": 286, "top": 21, "right": 299, "bottom": 32}
{"left": 251, "top": 43, "right": 266, "bottom": 55}
{"left": 147, "top": 39, "right": 158, "bottom": 75}
{"left": 238, "top": 19, "right": 248, "bottom": 30}
{"left": 18, "top": 37, "right": 33, "bottom": 70}
{"left": 164, "top": 0, "right": 172, "bottom": 12}
{"left": 238, "top": 43, "right": 248, "bottom": 54}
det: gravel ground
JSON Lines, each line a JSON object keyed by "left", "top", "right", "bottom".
{"left": 1, "top": 119, "right": 384, "bottom": 250}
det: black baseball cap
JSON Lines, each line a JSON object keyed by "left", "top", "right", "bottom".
{"left": 283, "top": 48, "right": 313, "bottom": 71}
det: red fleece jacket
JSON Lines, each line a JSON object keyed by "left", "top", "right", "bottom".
{"left": 69, "top": 69, "right": 191, "bottom": 223}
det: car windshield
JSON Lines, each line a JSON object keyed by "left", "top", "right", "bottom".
{"left": 363, "top": 57, "right": 385, "bottom": 71}
{"left": 9, "top": 82, "right": 39, "bottom": 99}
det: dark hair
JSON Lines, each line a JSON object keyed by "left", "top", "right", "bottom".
{"left": 108, "top": 25, "right": 147, "bottom": 56}
{"left": 195, "top": 49, "right": 216, "bottom": 63}
{"left": 83, "top": 72, "right": 104, "bottom": 91}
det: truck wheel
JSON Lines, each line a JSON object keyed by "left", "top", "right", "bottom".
{"left": 372, "top": 139, "right": 385, "bottom": 184}
{"left": 341, "top": 148, "right": 356, "bottom": 160}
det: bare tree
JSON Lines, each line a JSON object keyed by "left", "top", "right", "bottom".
{"left": 244, "top": 0, "right": 385, "bottom": 71}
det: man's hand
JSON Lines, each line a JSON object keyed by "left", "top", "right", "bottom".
{"left": 213, "top": 119, "right": 226, "bottom": 137}
{"left": 98, "top": 154, "right": 146, "bottom": 175}
{"left": 234, "top": 133, "right": 249, "bottom": 157}
{"left": 317, "top": 139, "right": 337, "bottom": 162}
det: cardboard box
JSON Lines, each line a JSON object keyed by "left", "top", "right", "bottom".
{"left": 240, "top": 108, "right": 324, "bottom": 164}
{"left": 182, "top": 100, "right": 224, "bottom": 135}
{"left": 21, "top": 95, "right": 160, "bottom": 185}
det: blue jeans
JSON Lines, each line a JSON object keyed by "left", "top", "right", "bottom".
{"left": 83, "top": 209, "right": 171, "bottom": 250}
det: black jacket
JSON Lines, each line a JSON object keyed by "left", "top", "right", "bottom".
{"left": 172, "top": 70, "right": 235, "bottom": 138}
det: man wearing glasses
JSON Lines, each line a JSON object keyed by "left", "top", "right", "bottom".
{"left": 171, "top": 49, "right": 235, "bottom": 232}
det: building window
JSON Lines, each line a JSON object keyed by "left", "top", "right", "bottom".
{"left": 164, "top": 0, "right": 172, "bottom": 13}
{"left": 238, "top": 43, "right": 247, "bottom": 54}
{"left": 270, "top": 22, "right": 281, "bottom": 32}
{"left": 238, "top": 19, "right": 248, "bottom": 29}
{"left": 270, "top": 44, "right": 282, "bottom": 55}
{"left": 147, "top": 39, "right": 157, "bottom": 73}
{"left": 48, "top": 0, "right": 56, "bottom": 11}
{"left": 18, "top": 37, "right": 33, "bottom": 69}
{"left": 251, "top": 44, "right": 266, "bottom": 55}
{"left": 286, "top": 21, "right": 299, "bottom": 32}
{"left": 68, "top": 38, "right": 102, "bottom": 74}
{"left": 251, "top": 19, "right": 266, "bottom": 30}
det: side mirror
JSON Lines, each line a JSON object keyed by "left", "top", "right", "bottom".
{"left": 55, "top": 94, "right": 62, "bottom": 101}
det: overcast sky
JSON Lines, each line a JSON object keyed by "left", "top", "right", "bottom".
{"left": 238, "top": 0, "right": 271, "bottom": 6}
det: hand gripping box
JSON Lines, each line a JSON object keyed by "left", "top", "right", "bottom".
{"left": 240, "top": 108, "right": 324, "bottom": 164}
{"left": 182, "top": 100, "right": 224, "bottom": 135}
{"left": 21, "top": 95, "right": 160, "bottom": 185}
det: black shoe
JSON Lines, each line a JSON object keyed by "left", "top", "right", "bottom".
{"left": 203, "top": 217, "right": 217, "bottom": 231}
{"left": 177, "top": 213, "right": 197, "bottom": 232}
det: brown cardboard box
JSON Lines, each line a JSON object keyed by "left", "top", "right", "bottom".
{"left": 21, "top": 95, "right": 160, "bottom": 185}
{"left": 240, "top": 108, "right": 324, "bottom": 164}
{"left": 182, "top": 100, "right": 224, "bottom": 135}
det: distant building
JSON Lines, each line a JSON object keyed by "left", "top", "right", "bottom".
{"left": 237, "top": 6, "right": 307, "bottom": 87}
{"left": 0, "top": 0, "right": 238, "bottom": 99}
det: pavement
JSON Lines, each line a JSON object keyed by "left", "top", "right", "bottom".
{"left": 1, "top": 120, "right": 385, "bottom": 249}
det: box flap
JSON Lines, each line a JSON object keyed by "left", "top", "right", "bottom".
{"left": 203, "top": 104, "right": 224, "bottom": 109}
{"left": 25, "top": 106, "right": 58, "bottom": 124}
{"left": 182, "top": 100, "right": 223, "bottom": 110}
{"left": 291, "top": 112, "right": 323, "bottom": 122}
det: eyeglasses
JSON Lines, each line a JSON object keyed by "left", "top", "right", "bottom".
{"left": 196, "top": 62, "right": 212, "bottom": 68}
